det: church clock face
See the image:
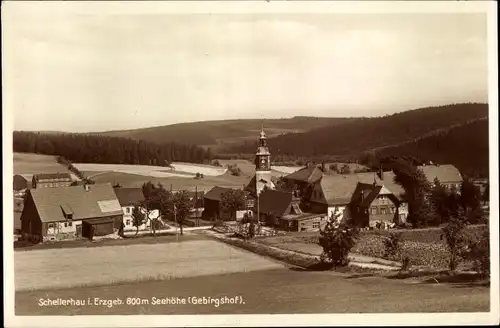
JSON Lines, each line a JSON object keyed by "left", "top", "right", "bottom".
{"left": 260, "top": 158, "right": 267, "bottom": 169}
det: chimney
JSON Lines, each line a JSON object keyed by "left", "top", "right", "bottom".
{"left": 84, "top": 184, "right": 90, "bottom": 192}
{"left": 378, "top": 167, "right": 384, "bottom": 180}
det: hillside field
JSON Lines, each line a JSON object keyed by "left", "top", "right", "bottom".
{"left": 97, "top": 117, "right": 354, "bottom": 149}
{"left": 13, "top": 152, "right": 79, "bottom": 179}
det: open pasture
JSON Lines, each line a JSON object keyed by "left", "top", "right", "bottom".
{"left": 85, "top": 170, "right": 251, "bottom": 191}
{"left": 14, "top": 238, "right": 284, "bottom": 291}
{"left": 14, "top": 152, "right": 74, "bottom": 176}
{"left": 74, "top": 162, "right": 227, "bottom": 179}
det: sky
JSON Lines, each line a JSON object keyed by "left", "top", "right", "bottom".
{"left": 3, "top": 4, "right": 489, "bottom": 133}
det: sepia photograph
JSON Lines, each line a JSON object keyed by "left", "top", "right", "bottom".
{"left": 2, "top": 1, "right": 498, "bottom": 327}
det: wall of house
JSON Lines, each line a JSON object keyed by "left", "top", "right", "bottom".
{"left": 35, "top": 181, "right": 72, "bottom": 189}
{"left": 327, "top": 205, "right": 349, "bottom": 220}
{"left": 367, "top": 195, "right": 398, "bottom": 227}
{"left": 20, "top": 193, "right": 42, "bottom": 239}
{"left": 297, "top": 216, "right": 329, "bottom": 232}
{"left": 43, "top": 220, "right": 83, "bottom": 241}
{"left": 202, "top": 199, "right": 220, "bottom": 220}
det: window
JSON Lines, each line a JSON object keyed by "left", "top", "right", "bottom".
{"left": 391, "top": 207, "right": 396, "bottom": 214}
{"left": 126, "top": 207, "right": 131, "bottom": 214}
{"left": 380, "top": 207, "right": 387, "bottom": 215}
{"left": 126, "top": 220, "right": 131, "bottom": 225}
{"left": 312, "top": 222, "right": 320, "bottom": 229}
{"left": 370, "top": 207, "right": 377, "bottom": 215}
{"left": 64, "top": 222, "right": 67, "bottom": 227}
{"left": 68, "top": 221, "right": 72, "bottom": 227}
{"left": 48, "top": 223, "right": 54, "bottom": 228}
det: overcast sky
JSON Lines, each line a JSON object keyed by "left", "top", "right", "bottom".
{"left": 3, "top": 5, "right": 488, "bottom": 132}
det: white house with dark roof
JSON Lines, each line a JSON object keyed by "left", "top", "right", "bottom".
{"left": 114, "top": 187, "right": 151, "bottom": 232}
{"left": 21, "top": 183, "right": 124, "bottom": 242}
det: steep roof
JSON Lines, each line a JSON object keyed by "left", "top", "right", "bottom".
{"left": 113, "top": 188, "right": 145, "bottom": 206}
{"left": 204, "top": 186, "right": 236, "bottom": 202}
{"left": 257, "top": 189, "right": 295, "bottom": 217}
{"left": 418, "top": 164, "right": 463, "bottom": 184}
{"left": 318, "top": 173, "right": 381, "bottom": 205}
{"left": 379, "top": 171, "right": 406, "bottom": 199}
{"left": 33, "top": 172, "right": 72, "bottom": 182}
{"left": 284, "top": 166, "right": 324, "bottom": 184}
{"left": 29, "top": 183, "right": 123, "bottom": 223}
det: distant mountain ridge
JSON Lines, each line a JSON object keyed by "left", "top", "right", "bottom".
{"left": 226, "top": 103, "right": 488, "bottom": 157}
{"left": 374, "top": 118, "right": 489, "bottom": 178}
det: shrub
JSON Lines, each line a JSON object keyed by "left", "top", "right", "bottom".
{"left": 384, "top": 232, "right": 402, "bottom": 260}
{"left": 466, "top": 229, "right": 490, "bottom": 277}
{"left": 228, "top": 164, "right": 242, "bottom": 176}
{"left": 318, "top": 213, "right": 359, "bottom": 268}
{"left": 441, "top": 216, "right": 469, "bottom": 272}
{"left": 212, "top": 160, "right": 222, "bottom": 167}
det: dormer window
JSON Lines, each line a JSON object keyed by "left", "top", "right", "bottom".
{"left": 61, "top": 204, "right": 74, "bottom": 222}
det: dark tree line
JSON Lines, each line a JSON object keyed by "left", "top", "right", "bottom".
{"left": 13, "top": 131, "right": 214, "bottom": 165}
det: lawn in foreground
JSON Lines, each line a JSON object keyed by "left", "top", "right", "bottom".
{"left": 16, "top": 268, "right": 489, "bottom": 315}
{"left": 14, "top": 239, "right": 284, "bottom": 291}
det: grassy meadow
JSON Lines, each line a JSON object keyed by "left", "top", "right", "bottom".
{"left": 14, "top": 237, "right": 284, "bottom": 291}
{"left": 14, "top": 152, "right": 73, "bottom": 176}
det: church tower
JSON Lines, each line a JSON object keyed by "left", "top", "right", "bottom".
{"left": 253, "top": 126, "right": 274, "bottom": 195}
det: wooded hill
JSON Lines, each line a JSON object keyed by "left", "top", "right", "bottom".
{"left": 13, "top": 131, "right": 213, "bottom": 165}
{"left": 373, "top": 118, "right": 489, "bottom": 178}
{"left": 95, "top": 116, "right": 355, "bottom": 148}
{"left": 226, "top": 103, "right": 488, "bottom": 157}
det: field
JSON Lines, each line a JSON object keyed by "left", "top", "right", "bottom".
{"left": 88, "top": 170, "right": 250, "bottom": 190}
{"left": 13, "top": 152, "right": 78, "bottom": 179}
{"left": 74, "top": 162, "right": 227, "bottom": 178}
{"left": 14, "top": 237, "right": 284, "bottom": 291}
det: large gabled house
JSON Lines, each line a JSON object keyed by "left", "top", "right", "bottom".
{"left": 281, "top": 165, "right": 323, "bottom": 191}
{"left": 21, "top": 183, "right": 123, "bottom": 243}
{"left": 32, "top": 172, "right": 73, "bottom": 189}
{"left": 308, "top": 172, "right": 408, "bottom": 228}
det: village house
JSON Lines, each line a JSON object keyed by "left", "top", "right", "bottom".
{"left": 21, "top": 183, "right": 124, "bottom": 243}
{"left": 113, "top": 187, "right": 159, "bottom": 233}
{"left": 306, "top": 172, "right": 408, "bottom": 228}
{"left": 350, "top": 183, "right": 404, "bottom": 228}
{"left": 203, "top": 186, "right": 254, "bottom": 221}
{"left": 32, "top": 172, "right": 73, "bottom": 189}
{"left": 256, "top": 189, "right": 327, "bottom": 232}
{"left": 418, "top": 164, "right": 463, "bottom": 190}
{"left": 280, "top": 165, "right": 323, "bottom": 192}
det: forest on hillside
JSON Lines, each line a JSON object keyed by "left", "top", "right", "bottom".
{"left": 13, "top": 131, "right": 213, "bottom": 165}
{"left": 226, "top": 103, "right": 488, "bottom": 157}
{"left": 372, "top": 119, "right": 489, "bottom": 178}
{"left": 98, "top": 116, "right": 354, "bottom": 146}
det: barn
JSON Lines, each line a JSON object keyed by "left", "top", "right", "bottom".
{"left": 20, "top": 183, "right": 123, "bottom": 243}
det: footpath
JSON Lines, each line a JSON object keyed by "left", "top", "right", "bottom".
{"left": 204, "top": 229, "right": 401, "bottom": 272}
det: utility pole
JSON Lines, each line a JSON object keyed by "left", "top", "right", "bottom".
{"left": 174, "top": 204, "right": 178, "bottom": 242}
